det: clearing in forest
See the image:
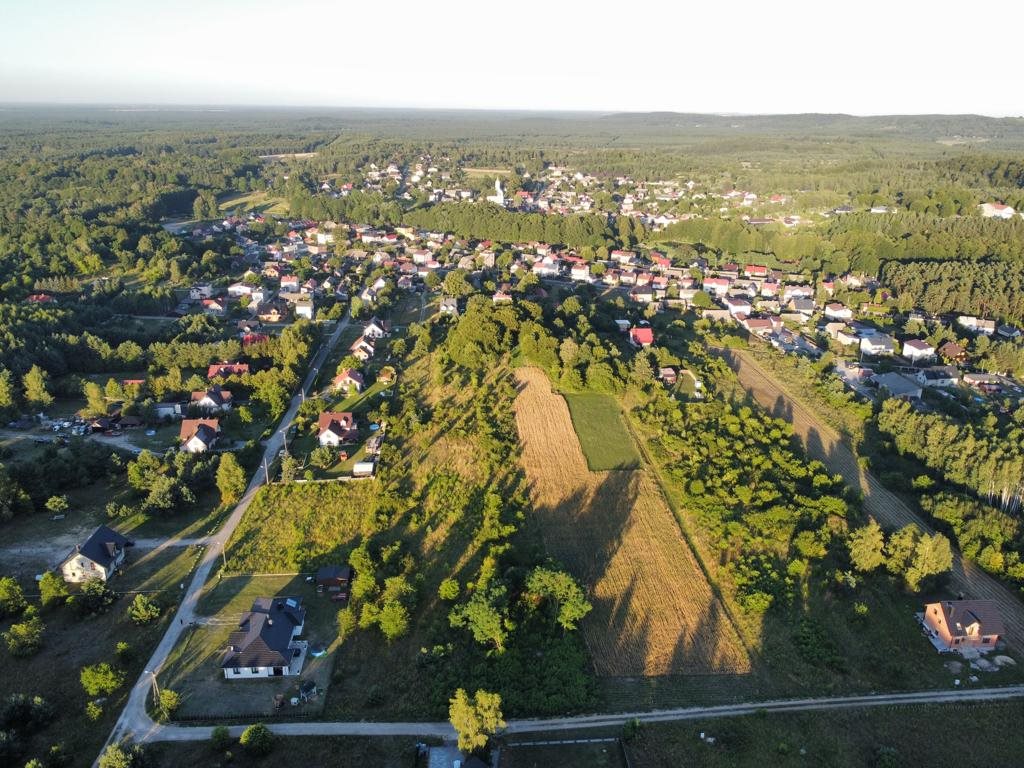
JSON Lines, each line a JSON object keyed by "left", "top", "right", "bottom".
{"left": 563, "top": 393, "right": 641, "bottom": 470}
{"left": 513, "top": 367, "right": 750, "bottom": 677}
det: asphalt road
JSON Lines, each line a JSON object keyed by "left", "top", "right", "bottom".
{"left": 102, "top": 313, "right": 353, "bottom": 754}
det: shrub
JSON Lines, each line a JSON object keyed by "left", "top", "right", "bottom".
{"left": 239, "top": 723, "right": 273, "bottom": 756}
{"left": 115, "top": 641, "right": 134, "bottom": 662}
{"left": 68, "top": 579, "right": 117, "bottom": 617}
{"left": 85, "top": 701, "right": 104, "bottom": 721}
{"left": 158, "top": 689, "right": 180, "bottom": 721}
{"left": 0, "top": 693, "right": 54, "bottom": 733}
{"left": 38, "top": 572, "right": 69, "bottom": 609}
{"left": 0, "top": 577, "right": 26, "bottom": 618}
{"left": 336, "top": 607, "right": 357, "bottom": 642}
{"left": 3, "top": 607, "right": 44, "bottom": 656}
{"left": 210, "top": 725, "right": 232, "bottom": 752}
{"left": 126, "top": 594, "right": 161, "bottom": 625}
{"left": 98, "top": 740, "right": 145, "bottom": 768}
{"left": 438, "top": 578, "right": 460, "bottom": 601}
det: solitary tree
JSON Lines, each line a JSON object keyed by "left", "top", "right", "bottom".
{"left": 216, "top": 453, "right": 246, "bottom": 505}
{"left": 39, "top": 572, "right": 69, "bottom": 608}
{"left": 83, "top": 381, "right": 108, "bottom": 417}
{"left": 448, "top": 688, "right": 505, "bottom": 754}
{"left": 127, "top": 593, "right": 162, "bottom": 625}
{"left": 2, "top": 605, "right": 44, "bottom": 656}
{"left": 22, "top": 365, "right": 53, "bottom": 410}
{"left": 80, "top": 663, "right": 126, "bottom": 697}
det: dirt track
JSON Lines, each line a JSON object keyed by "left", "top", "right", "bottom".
{"left": 719, "top": 348, "right": 1024, "bottom": 651}
{"left": 513, "top": 367, "right": 750, "bottom": 676}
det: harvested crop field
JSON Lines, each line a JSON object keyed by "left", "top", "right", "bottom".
{"left": 513, "top": 367, "right": 750, "bottom": 677}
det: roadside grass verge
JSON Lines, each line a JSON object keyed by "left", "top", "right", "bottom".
{"left": 562, "top": 393, "right": 640, "bottom": 471}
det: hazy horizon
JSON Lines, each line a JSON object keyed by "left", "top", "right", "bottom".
{"left": 3, "top": 0, "right": 1023, "bottom": 117}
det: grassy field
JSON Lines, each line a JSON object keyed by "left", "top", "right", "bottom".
{"left": 501, "top": 741, "right": 626, "bottom": 768}
{"left": 218, "top": 190, "right": 289, "bottom": 216}
{"left": 0, "top": 545, "right": 202, "bottom": 768}
{"left": 158, "top": 574, "right": 339, "bottom": 719}
{"left": 514, "top": 368, "right": 750, "bottom": 677}
{"left": 562, "top": 393, "right": 640, "bottom": 470}
{"left": 147, "top": 735, "right": 419, "bottom": 768}
{"left": 222, "top": 482, "right": 379, "bottom": 573}
{"left": 627, "top": 701, "right": 1024, "bottom": 766}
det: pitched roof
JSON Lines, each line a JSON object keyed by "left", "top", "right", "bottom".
{"left": 630, "top": 327, "right": 654, "bottom": 344}
{"left": 222, "top": 597, "right": 305, "bottom": 669}
{"left": 180, "top": 418, "right": 220, "bottom": 444}
{"left": 207, "top": 362, "right": 249, "bottom": 379}
{"left": 190, "top": 385, "right": 233, "bottom": 407}
{"left": 317, "top": 411, "right": 355, "bottom": 437}
{"left": 928, "top": 599, "right": 1005, "bottom": 638}
{"left": 67, "top": 525, "right": 133, "bottom": 569}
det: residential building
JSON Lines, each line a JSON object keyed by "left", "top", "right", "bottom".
{"left": 902, "top": 339, "right": 936, "bottom": 362}
{"left": 331, "top": 369, "right": 364, "bottom": 394}
{"left": 190, "top": 385, "right": 233, "bottom": 412}
{"left": 629, "top": 326, "right": 654, "bottom": 348}
{"left": 179, "top": 418, "right": 220, "bottom": 453}
{"left": 870, "top": 372, "right": 922, "bottom": 400}
{"left": 59, "top": 525, "right": 133, "bottom": 583}
{"left": 860, "top": 334, "right": 896, "bottom": 356}
{"left": 922, "top": 600, "right": 1003, "bottom": 652}
{"left": 317, "top": 411, "right": 358, "bottom": 446}
{"left": 221, "top": 597, "right": 307, "bottom": 678}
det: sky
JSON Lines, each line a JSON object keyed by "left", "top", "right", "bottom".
{"left": 1, "top": 0, "right": 1022, "bottom": 116}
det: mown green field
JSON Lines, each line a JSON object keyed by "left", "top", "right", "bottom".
{"left": 562, "top": 393, "right": 640, "bottom": 471}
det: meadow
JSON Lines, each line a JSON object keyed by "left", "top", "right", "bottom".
{"left": 562, "top": 393, "right": 640, "bottom": 471}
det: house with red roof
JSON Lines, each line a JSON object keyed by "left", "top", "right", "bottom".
{"left": 629, "top": 326, "right": 654, "bottom": 348}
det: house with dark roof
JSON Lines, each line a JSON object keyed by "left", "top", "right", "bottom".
{"left": 922, "top": 600, "right": 1004, "bottom": 653}
{"left": 60, "top": 525, "right": 134, "bottom": 583}
{"left": 331, "top": 369, "right": 364, "bottom": 394}
{"left": 315, "top": 565, "right": 353, "bottom": 595}
{"left": 222, "top": 597, "right": 307, "bottom": 678}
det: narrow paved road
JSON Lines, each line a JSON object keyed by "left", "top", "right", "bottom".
{"left": 124, "top": 684, "right": 1024, "bottom": 743}
{"left": 717, "top": 348, "right": 1024, "bottom": 652}
{"left": 102, "top": 313, "right": 353, "bottom": 756}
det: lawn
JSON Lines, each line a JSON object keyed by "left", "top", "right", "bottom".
{"left": 562, "top": 393, "right": 641, "bottom": 470}
{"left": 158, "top": 574, "right": 340, "bottom": 719}
{"left": 0, "top": 545, "right": 202, "bottom": 768}
{"left": 501, "top": 741, "right": 626, "bottom": 768}
{"left": 626, "top": 701, "right": 1024, "bottom": 766}
{"left": 147, "top": 736, "right": 421, "bottom": 768}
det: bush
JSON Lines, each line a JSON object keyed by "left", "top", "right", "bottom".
{"left": 239, "top": 723, "right": 273, "bottom": 756}
{"left": 438, "top": 578, "right": 460, "bottom": 601}
{"left": 127, "top": 594, "right": 161, "bottom": 625}
{"left": 210, "top": 725, "right": 232, "bottom": 752}
{"left": 336, "top": 607, "right": 357, "bottom": 642}
{"left": 158, "top": 689, "right": 180, "bottom": 721}
{"left": 80, "top": 663, "right": 126, "bottom": 697}
{"left": 38, "top": 572, "right": 69, "bottom": 609}
{"left": 0, "top": 693, "right": 54, "bottom": 733}
{"left": 2, "top": 607, "right": 44, "bottom": 656}
{"left": 98, "top": 740, "right": 145, "bottom": 768}
{"left": 115, "top": 641, "right": 134, "bottom": 662}
{"left": 0, "top": 577, "right": 26, "bottom": 618}
{"left": 68, "top": 579, "right": 117, "bottom": 617}
{"left": 85, "top": 701, "right": 104, "bottom": 721}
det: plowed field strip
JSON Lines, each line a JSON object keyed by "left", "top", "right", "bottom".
{"left": 514, "top": 367, "right": 750, "bottom": 676}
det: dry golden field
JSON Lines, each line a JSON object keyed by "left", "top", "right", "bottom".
{"left": 513, "top": 368, "right": 750, "bottom": 676}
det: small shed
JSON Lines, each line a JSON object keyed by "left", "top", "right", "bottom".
{"left": 353, "top": 460, "right": 376, "bottom": 478}
{"left": 316, "top": 565, "right": 353, "bottom": 594}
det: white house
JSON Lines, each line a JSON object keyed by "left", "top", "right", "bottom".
{"left": 570, "top": 264, "right": 592, "bottom": 282}
{"left": 724, "top": 296, "right": 752, "bottom": 317}
{"left": 915, "top": 366, "right": 960, "bottom": 388}
{"left": 979, "top": 202, "right": 1016, "bottom": 219}
{"left": 824, "top": 303, "right": 853, "bottom": 321}
{"left": 294, "top": 298, "right": 314, "bottom": 320}
{"left": 902, "top": 339, "right": 936, "bottom": 362}
{"left": 318, "top": 411, "right": 358, "bottom": 446}
{"left": 363, "top": 318, "right": 389, "bottom": 339}
{"left": 190, "top": 385, "right": 233, "bottom": 412}
{"left": 179, "top": 419, "right": 220, "bottom": 453}
{"left": 861, "top": 334, "right": 896, "bottom": 356}
{"left": 60, "top": 525, "right": 133, "bottom": 583}
{"left": 957, "top": 316, "right": 996, "bottom": 335}
{"left": 227, "top": 283, "right": 253, "bottom": 298}
{"left": 222, "top": 597, "right": 307, "bottom": 679}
